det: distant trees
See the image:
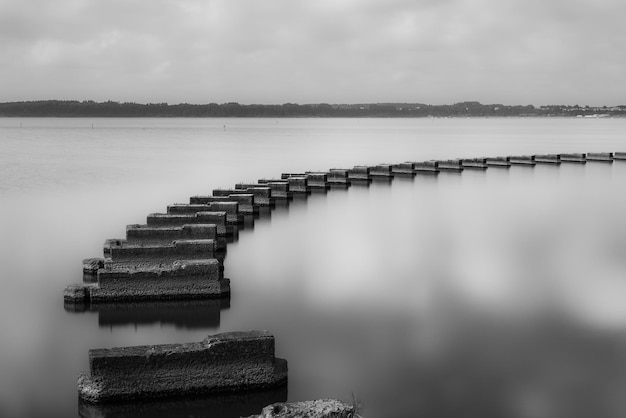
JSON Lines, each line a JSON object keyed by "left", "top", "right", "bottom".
{"left": 0, "top": 100, "right": 624, "bottom": 118}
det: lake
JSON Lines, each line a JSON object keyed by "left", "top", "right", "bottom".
{"left": 2, "top": 117, "right": 626, "bottom": 417}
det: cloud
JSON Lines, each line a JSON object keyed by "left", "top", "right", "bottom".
{"left": 1, "top": 0, "right": 625, "bottom": 105}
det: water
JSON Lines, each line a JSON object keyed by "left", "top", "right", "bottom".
{"left": 1, "top": 117, "right": 626, "bottom": 417}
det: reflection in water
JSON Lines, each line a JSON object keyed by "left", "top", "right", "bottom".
{"left": 65, "top": 298, "right": 230, "bottom": 329}
{"left": 78, "top": 385, "right": 287, "bottom": 418}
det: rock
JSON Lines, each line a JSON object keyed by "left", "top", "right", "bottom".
{"left": 247, "top": 399, "right": 355, "bottom": 418}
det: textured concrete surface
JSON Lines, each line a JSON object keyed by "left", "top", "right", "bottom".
{"left": 78, "top": 331, "right": 288, "bottom": 403}
{"left": 247, "top": 399, "right": 355, "bottom": 418}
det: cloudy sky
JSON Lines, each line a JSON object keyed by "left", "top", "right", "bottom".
{"left": 1, "top": 0, "right": 624, "bottom": 106}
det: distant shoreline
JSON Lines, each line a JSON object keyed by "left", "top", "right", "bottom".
{"left": 1, "top": 100, "right": 624, "bottom": 118}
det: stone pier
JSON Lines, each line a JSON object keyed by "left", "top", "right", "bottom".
{"left": 78, "top": 331, "right": 288, "bottom": 403}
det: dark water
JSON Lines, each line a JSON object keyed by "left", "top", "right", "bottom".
{"left": 2, "top": 118, "right": 626, "bottom": 417}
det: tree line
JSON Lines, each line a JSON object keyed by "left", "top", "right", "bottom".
{"left": 0, "top": 100, "right": 624, "bottom": 117}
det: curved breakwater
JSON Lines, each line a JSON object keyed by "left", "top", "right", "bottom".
{"left": 64, "top": 151, "right": 623, "bottom": 403}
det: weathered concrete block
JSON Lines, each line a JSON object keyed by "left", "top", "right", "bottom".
{"left": 287, "top": 177, "right": 309, "bottom": 193}
{"left": 413, "top": 161, "right": 439, "bottom": 173}
{"left": 146, "top": 212, "right": 229, "bottom": 236}
{"left": 485, "top": 157, "right": 511, "bottom": 167}
{"left": 92, "top": 260, "right": 228, "bottom": 301}
{"left": 558, "top": 153, "right": 587, "bottom": 163}
{"left": 614, "top": 152, "right": 626, "bottom": 160}
{"left": 64, "top": 283, "right": 94, "bottom": 304}
{"left": 391, "top": 162, "right": 416, "bottom": 175}
{"left": 103, "top": 239, "right": 216, "bottom": 270}
{"left": 459, "top": 158, "right": 488, "bottom": 169}
{"left": 369, "top": 164, "right": 393, "bottom": 177}
{"left": 327, "top": 169, "right": 350, "bottom": 184}
{"left": 586, "top": 152, "right": 613, "bottom": 162}
{"left": 226, "top": 187, "right": 274, "bottom": 206}
{"left": 83, "top": 258, "right": 104, "bottom": 274}
{"left": 507, "top": 155, "right": 536, "bottom": 165}
{"left": 435, "top": 160, "right": 463, "bottom": 171}
{"left": 265, "top": 181, "right": 290, "bottom": 199}
{"left": 305, "top": 172, "right": 329, "bottom": 189}
{"left": 169, "top": 202, "right": 241, "bottom": 224}
{"left": 280, "top": 173, "right": 306, "bottom": 180}
{"left": 247, "top": 399, "right": 355, "bottom": 418}
{"left": 125, "top": 224, "right": 226, "bottom": 250}
{"left": 78, "top": 330, "right": 288, "bottom": 403}
{"left": 191, "top": 194, "right": 256, "bottom": 216}
{"left": 347, "top": 166, "right": 371, "bottom": 180}
{"left": 533, "top": 154, "right": 561, "bottom": 164}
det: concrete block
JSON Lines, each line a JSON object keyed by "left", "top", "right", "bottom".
{"left": 507, "top": 156, "right": 536, "bottom": 166}
{"left": 304, "top": 172, "right": 329, "bottom": 189}
{"left": 614, "top": 152, "right": 626, "bottom": 160}
{"left": 327, "top": 169, "right": 350, "bottom": 184}
{"left": 369, "top": 164, "right": 393, "bottom": 177}
{"left": 83, "top": 258, "right": 104, "bottom": 274}
{"left": 485, "top": 157, "right": 511, "bottom": 167}
{"left": 146, "top": 212, "right": 229, "bottom": 236}
{"left": 191, "top": 195, "right": 256, "bottom": 216}
{"left": 78, "top": 330, "right": 288, "bottom": 402}
{"left": 286, "top": 177, "right": 309, "bottom": 193}
{"left": 168, "top": 202, "right": 241, "bottom": 224}
{"left": 533, "top": 154, "right": 561, "bottom": 164}
{"left": 247, "top": 399, "right": 354, "bottom": 418}
{"left": 586, "top": 152, "right": 613, "bottom": 162}
{"left": 125, "top": 224, "right": 225, "bottom": 250}
{"left": 347, "top": 166, "right": 371, "bottom": 181}
{"left": 459, "top": 158, "right": 488, "bottom": 169}
{"left": 391, "top": 162, "right": 416, "bottom": 175}
{"left": 103, "top": 239, "right": 216, "bottom": 270}
{"left": 558, "top": 153, "right": 587, "bottom": 163}
{"left": 435, "top": 160, "right": 464, "bottom": 171}
{"left": 413, "top": 161, "right": 439, "bottom": 173}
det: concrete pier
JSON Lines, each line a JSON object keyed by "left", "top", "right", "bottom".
{"left": 586, "top": 152, "right": 613, "bottom": 162}
{"left": 147, "top": 212, "right": 229, "bottom": 236}
{"left": 347, "top": 166, "right": 371, "bottom": 181}
{"left": 283, "top": 176, "right": 309, "bottom": 193}
{"left": 533, "top": 154, "right": 561, "bottom": 164}
{"left": 413, "top": 161, "right": 439, "bottom": 173}
{"left": 558, "top": 153, "right": 587, "bottom": 163}
{"left": 369, "top": 164, "right": 393, "bottom": 177}
{"left": 78, "top": 331, "right": 288, "bottom": 403}
{"left": 460, "top": 158, "right": 488, "bottom": 169}
{"left": 507, "top": 156, "right": 536, "bottom": 166}
{"left": 485, "top": 157, "right": 511, "bottom": 167}
{"left": 435, "top": 160, "right": 464, "bottom": 172}
{"left": 168, "top": 202, "right": 241, "bottom": 225}
{"left": 614, "top": 152, "right": 626, "bottom": 160}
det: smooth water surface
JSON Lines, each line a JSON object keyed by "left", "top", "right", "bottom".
{"left": 1, "top": 118, "right": 626, "bottom": 417}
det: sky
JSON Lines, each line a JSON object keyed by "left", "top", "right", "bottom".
{"left": 1, "top": 0, "right": 625, "bottom": 106}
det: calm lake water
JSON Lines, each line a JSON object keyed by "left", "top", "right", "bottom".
{"left": 1, "top": 117, "right": 626, "bottom": 417}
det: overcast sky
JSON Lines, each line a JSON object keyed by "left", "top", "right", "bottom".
{"left": 1, "top": 0, "right": 624, "bottom": 106}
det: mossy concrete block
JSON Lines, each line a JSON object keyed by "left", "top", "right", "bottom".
{"left": 78, "top": 330, "right": 288, "bottom": 403}
{"left": 248, "top": 399, "right": 354, "bottom": 418}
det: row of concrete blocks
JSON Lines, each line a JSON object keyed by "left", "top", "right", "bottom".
{"left": 72, "top": 150, "right": 624, "bottom": 405}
